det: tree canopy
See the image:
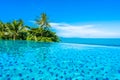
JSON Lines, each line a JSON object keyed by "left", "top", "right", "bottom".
{"left": 0, "top": 13, "right": 60, "bottom": 42}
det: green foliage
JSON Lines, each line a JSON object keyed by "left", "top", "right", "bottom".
{"left": 26, "top": 28, "right": 59, "bottom": 42}
{"left": 0, "top": 13, "right": 60, "bottom": 42}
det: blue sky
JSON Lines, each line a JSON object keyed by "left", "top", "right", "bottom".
{"left": 0, "top": 0, "right": 120, "bottom": 38}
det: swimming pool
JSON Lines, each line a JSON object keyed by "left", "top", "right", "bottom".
{"left": 0, "top": 40, "right": 120, "bottom": 80}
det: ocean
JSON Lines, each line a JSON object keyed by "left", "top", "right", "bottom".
{"left": 61, "top": 38, "right": 120, "bottom": 46}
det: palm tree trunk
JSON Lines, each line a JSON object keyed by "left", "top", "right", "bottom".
{"left": 40, "top": 29, "right": 43, "bottom": 40}
{"left": 41, "top": 32, "right": 43, "bottom": 40}
{"left": 13, "top": 35, "right": 16, "bottom": 40}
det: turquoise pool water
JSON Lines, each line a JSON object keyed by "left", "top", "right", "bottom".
{"left": 0, "top": 40, "right": 120, "bottom": 80}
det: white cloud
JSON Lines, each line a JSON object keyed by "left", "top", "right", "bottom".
{"left": 50, "top": 22, "right": 120, "bottom": 38}
{"left": 28, "top": 20, "right": 36, "bottom": 24}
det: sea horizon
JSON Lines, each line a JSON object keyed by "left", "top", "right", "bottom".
{"left": 61, "top": 37, "right": 120, "bottom": 46}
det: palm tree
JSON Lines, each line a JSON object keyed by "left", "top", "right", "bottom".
{"left": 0, "top": 21, "right": 10, "bottom": 39}
{"left": 35, "top": 13, "right": 51, "bottom": 39}
{"left": 34, "top": 13, "right": 60, "bottom": 42}
{"left": 26, "top": 28, "right": 38, "bottom": 41}
{"left": 0, "top": 21, "right": 4, "bottom": 38}
{"left": 7, "top": 19, "right": 28, "bottom": 40}
{"left": 36, "top": 13, "right": 51, "bottom": 29}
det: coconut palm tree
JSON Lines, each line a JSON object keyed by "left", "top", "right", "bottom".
{"left": 7, "top": 19, "right": 28, "bottom": 40}
{"left": 35, "top": 13, "right": 51, "bottom": 39}
{"left": 0, "top": 21, "right": 10, "bottom": 39}
{"left": 26, "top": 28, "right": 38, "bottom": 41}
{"left": 36, "top": 13, "right": 51, "bottom": 29}
{"left": 34, "top": 13, "right": 60, "bottom": 42}
{"left": 0, "top": 21, "right": 4, "bottom": 38}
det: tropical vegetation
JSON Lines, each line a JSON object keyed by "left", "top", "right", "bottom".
{"left": 0, "top": 13, "right": 59, "bottom": 42}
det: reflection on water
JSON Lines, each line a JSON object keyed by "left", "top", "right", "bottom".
{"left": 0, "top": 40, "right": 52, "bottom": 60}
{"left": 36, "top": 43, "right": 52, "bottom": 61}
